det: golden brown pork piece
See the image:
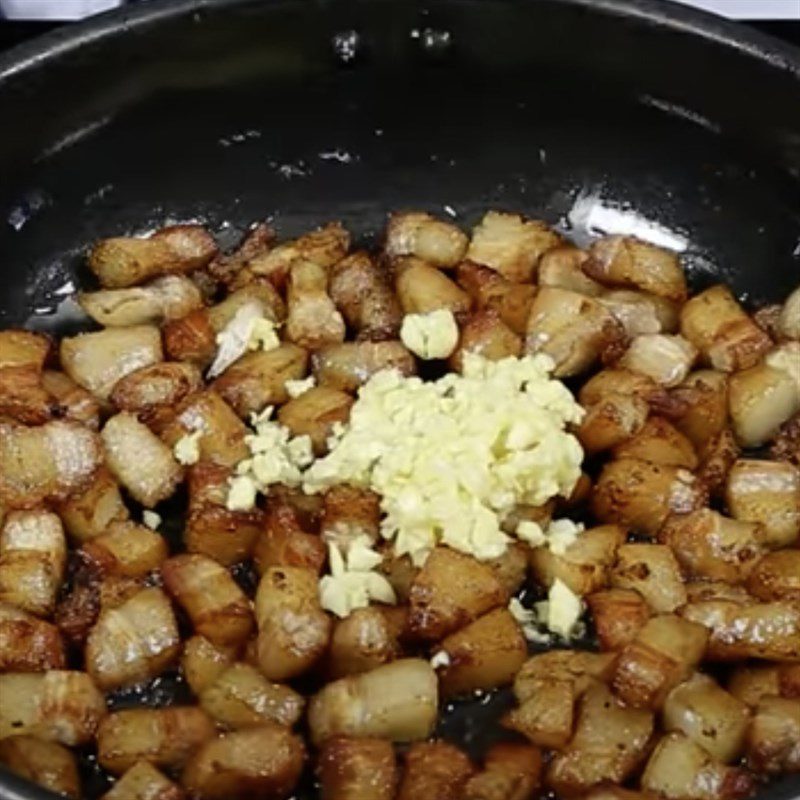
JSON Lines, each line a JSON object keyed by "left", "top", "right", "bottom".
{"left": 285, "top": 259, "right": 346, "bottom": 350}
{"left": 277, "top": 385, "right": 353, "bottom": 454}
{"left": 538, "top": 246, "right": 601, "bottom": 295}
{"left": 160, "top": 390, "right": 249, "bottom": 469}
{"left": 0, "top": 671, "right": 106, "bottom": 744}
{"left": 662, "top": 673, "right": 751, "bottom": 763}
{"left": 0, "top": 736, "right": 81, "bottom": 799}
{"left": 97, "top": 707, "right": 216, "bottom": 775}
{"left": 670, "top": 369, "right": 729, "bottom": 448}
{"left": 0, "top": 509, "right": 66, "bottom": 616}
{"left": 397, "top": 741, "right": 475, "bottom": 800}
{"left": 185, "top": 462, "right": 262, "bottom": 566}
{"left": 680, "top": 582, "right": 800, "bottom": 662}
{"left": 525, "top": 287, "right": 625, "bottom": 377}
{"left": 329, "top": 251, "right": 404, "bottom": 340}
{"left": 0, "top": 602, "right": 65, "bottom": 671}
{"left": 199, "top": 662, "right": 304, "bottom": 730}
{"left": 101, "top": 761, "right": 186, "bottom": 800}
{"left": 212, "top": 343, "right": 309, "bottom": 418}
{"left": 746, "top": 697, "right": 800, "bottom": 773}
{"left": 110, "top": 361, "right": 203, "bottom": 430}
{"left": 771, "top": 413, "right": 800, "bottom": 466}
{"left": 725, "top": 458, "right": 800, "bottom": 548}
{"left": 729, "top": 362, "right": 800, "bottom": 448}
{"left": 60, "top": 325, "right": 164, "bottom": 404}
{"left": 529, "top": 523, "right": 624, "bottom": 597}
{"left": 308, "top": 659, "right": 438, "bottom": 745}
{"left": 448, "top": 309, "right": 522, "bottom": 372}
{"left": 436, "top": 607, "right": 527, "bottom": 697}
{"left": 467, "top": 210, "right": 561, "bottom": 283}
{"left": 41, "top": 369, "right": 101, "bottom": 429}
{"left": 586, "top": 588, "right": 651, "bottom": 651}
{"left": 454, "top": 260, "right": 537, "bottom": 335}
{"left": 255, "top": 566, "right": 331, "bottom": 681}
{"left": 617, "top": 334, "right": 698, "bottom": 387}
{"left": 0, "top": 420, "right": 103, "bottom": 509}
{"left": 0, "top": 329, "right": 51, "bottom": 370}
{"left": 394, "top": 256, "right": 472, "bottom": 316}
{"left": 585, "top": 235, "right": 687, "bottom": 302}
{"left": 89, "top": 224, "right": 217, "bottom": 288}
{"left": 680, "top": 285, "right": 773, "bottom": 372}
{"left": 56, "top": 466, "right": 129, "bottom": 543}
{"left": 463, "top": 742, "right": 542, "bottom": 800}
{"left": 658, "top": 509, "right": 765, "bottom": 584}
{"left": 86, "top": 586, "right": 180, "bottom": 690}
{"left": 0, "top": 365, "right": 57, "bottom": 424}
{"left": 102, "top": 412, "right": 183, "bottom": 507}
{"left": 162, "top": 553, "right": 254, "bottom": 648}
{"left": 248, "top": 221, "right": 350, "bottom": 287}
{"left": 317, "top": 736, "right": 398, "bottom": 800}
{"left": 641, "top": 732, "right": 754, "bottom": 800}
{"left": 385, "top": 211, "right": 469, "bottom": 268}
{"left": 181, "top": 635, "right": 237, "bottom": 696}
{"left": 79, "top": 274, "right": 203, "bottom": 327}
{"left": 612, "top": 614, "right": 709, "bottom": 709}
{"left": 253, "top": 498, "right": 326, "bottom": 576}
{"left": 180, "top": 725, "right": 305, "bottom": 800}
{"left": 312, "top": 340, "right": 416, "bottom": 393}
{"left": 325, "top": 606, "right": 400, "bottom": 680}
{"left": 546, "top": 681, "right": 654, "bottom": 795}
{"left": 80, "top": 521, "right": 168, "bottom": 579}
{"left": 408, "top": 546, "right": 506, "bottom": 641}
{"left": 592, "top": 458, "right": 707, "bottom": 536}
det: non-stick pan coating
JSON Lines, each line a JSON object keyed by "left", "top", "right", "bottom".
{"left": 0, "top": 1, "right": 799, "bottom": 798}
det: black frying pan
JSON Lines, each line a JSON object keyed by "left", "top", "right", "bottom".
{"left": 1, "top": 0, "right": 799, "bottom": 798}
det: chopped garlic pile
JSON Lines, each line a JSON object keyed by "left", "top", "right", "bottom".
{"left": 400, "top": 308, "right": 460, "bottom": 360}
{"left": 304, "top": 354, "right": 584, "bottom": 566}
{"left": 318, "top": 537, "right": 396, "bottom": 618}
{"left": 207, "top": 302, "right": 279, "bottom": 378}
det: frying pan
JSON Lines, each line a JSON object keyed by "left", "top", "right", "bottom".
{"left": 0, "top": 0, "right": 799, "bottom": 797}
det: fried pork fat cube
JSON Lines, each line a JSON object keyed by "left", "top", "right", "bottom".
{"left": 0, "top": 509, "right": 66, "bottom": 617}
{"left": 317, "top": 736, "right": 398, "bottom": 800}
{"left": 467, "top": 210, "right": 561, "bottom": 283}
{"left": 308, "top": 658, "right": 438, "bottom": 745}
{"left": 0, "top": 736, "right": 81, "bottom": 799}
{"left": 101, "top": 761, "right": 186, "bottom": 800}
{"left": 180, "top": 724, "right": 305, "bottom": 800}
{"left": 0, "top": 420, "right": 103, "bottom": 509}
{"left": 199, "top": 662, "right": 304, "bottom": 730}
{"left": 0, "top": 670, "right": 106, "bottom": 744}
{"left": 385, "top": 211, "right": 469, "bottom": 268}
{"left": 97, "top": 706, "right": 216, "bottom": 775}
{"left": 102, "top": 412, "right": 183, "bottom": 507}
{"left": 0, "top": 602, "right": 65, "bottom": 671}
{"left": 330, "top": 250, "right": 403, "bottom": 340}
{"left": 88, "top": 224, "right": 217, "bottom": 288}
{"left": 60, "top": 324, "right": 163, "bottom": 403}
{"left": 85, "top": 586, "right": 180, "bottom": 690}
{"left": 79, "top": 274, "right": 203, "bottom": 327}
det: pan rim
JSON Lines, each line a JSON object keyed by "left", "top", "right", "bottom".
{"left": 0, "top": 0, "right": 799, "bottom": 85}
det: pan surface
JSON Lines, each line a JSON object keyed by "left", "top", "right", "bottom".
{"left": 0, "top": 0, "right": 799, "bottom": 798}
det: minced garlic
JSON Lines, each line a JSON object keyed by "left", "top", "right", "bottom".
{"left": 304, "top": 354, "right": 583, "bottom": 566}
{"left": 285, "top": 375, "right": 316, "bottom": 398}
{"left": 174, "top": 429, "right": 203, "bottom": 466}
{"left": 400, "top": 309, "right": 460, "bottom": 360}
{"left": 318, "top": 537, "right": 396, "bottom": 618}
